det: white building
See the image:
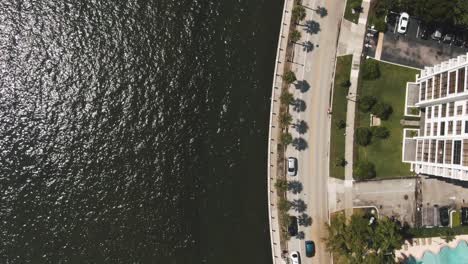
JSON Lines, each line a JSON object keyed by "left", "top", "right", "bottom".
{"left": 403, "top": 53, "right": 468, "bottom": 181}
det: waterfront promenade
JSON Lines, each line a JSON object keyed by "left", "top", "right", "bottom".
{"left": 266, "top": 0, "right": 294, "bottom": 263}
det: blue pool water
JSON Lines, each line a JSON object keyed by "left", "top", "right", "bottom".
{"left": 407, "top": 241, "right": 468, "bottom": 264}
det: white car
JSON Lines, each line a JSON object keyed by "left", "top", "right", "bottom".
{"left": 287, "top": 157, "right": 297, "bottom": 176}
{"left": 290, "top": 251, "right": 300, "bottom": 264}
{"left": 397, "top": 12, "right": 409, "bottom": 34}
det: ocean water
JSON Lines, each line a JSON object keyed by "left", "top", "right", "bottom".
{"left": 407, "top": 241, "right": 468, "bottom": 264}
{"left": 0, "top": 0, "right": 282, "bottom": 263}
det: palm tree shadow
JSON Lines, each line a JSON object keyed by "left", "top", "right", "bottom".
{"left": 295, "top": 120, "right": 308, "bottom": 134}
{"left": 295, "top": 80, "right": 310, "bottom": 93}
{"left": 315, "top": 6, "right": 328, "bottom": 18}
{"left": 292, "top": 98, "right": 306, "bottom": 112}
{"left": 292, "top": 137, "right": 308, "bottom": 151}
{"left": 302, "top": 40, "right": 314, "bottom": 52}
{"left": 304, "top": 20, "right": 321, "bottom": 34}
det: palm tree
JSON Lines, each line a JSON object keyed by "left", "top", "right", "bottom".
{"left": 280, "top": 91, "right": 294, "bottom": 105}
{"left": 280, "top": 131, "right": 293, "bottom": 146}
{"left": 283, "top": 71, "right": 297, "bottom": 84}
{"left": 279, "top": 112, "right": 293, "bottom": 128}
{"left": 292, "top": 6, "right": 306, "bottom": 23}
{"left": 290, "top": 29, "right": 302, "bottom": 43}
{"left": 274, "top": 179, "right": 288, "bottom": 192}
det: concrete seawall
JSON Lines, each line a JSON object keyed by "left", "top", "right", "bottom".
{"left": 266, "top": 0, "right": 293, "bottom": 263}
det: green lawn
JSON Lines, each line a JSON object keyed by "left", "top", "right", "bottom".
{"left": 356, "top": 60, "right": 418, "bottom": 178}
{"left": 344, "top": 0, "right": 362, "bottom": 24}
{"left": 330, "top": 55, "right": 352, "bottom": 179}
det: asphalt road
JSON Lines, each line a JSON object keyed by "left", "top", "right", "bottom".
{"left": 285, "top": 0, "right": 345, "bottom": 263}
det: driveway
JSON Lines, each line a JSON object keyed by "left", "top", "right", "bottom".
{"left": 353, "top": 178, "right": 417, "bottom": 226}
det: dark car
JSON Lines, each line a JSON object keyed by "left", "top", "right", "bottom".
{"left": 462, "top": 207, "right": 468, "bottom": 225}
{"left": 305, "top": 240, "right": 315, "bottom": 257}
{"left": 453, "top": 36, "right": 464, "bottom": 46}
{"left": 440, "top": 207, "right": 450, "bottom": 226}
{"left": 419, "top": 26, "right": 429, "bottom": 40}
{"left": 288, "top": 216, "right": 298, "bottom": 236}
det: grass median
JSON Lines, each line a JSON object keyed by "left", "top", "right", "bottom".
{"left": 356, "top": 60, "right": 418, "bottom": 179}
{"left": 344, "top": 0, "right": 363, "bottom": 24}
{"left": 329, "top": 55, "right": 352, "bottom": 180}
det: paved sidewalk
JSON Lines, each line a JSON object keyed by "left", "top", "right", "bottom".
{"left": 342, "top": 0, "right": 371, "bottom": 219}
{"left": 266, "top": 0, "right": 294, "bottom": 263}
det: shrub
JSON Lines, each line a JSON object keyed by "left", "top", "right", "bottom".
{"left": 290, "top": 29, "right": 302, "bottom": 43}
{"left": 280, "top": 91, "right": 294, "bottom": 105}
{"left": 283, "top": 71, "right": 297, "bottom": 84}
{"left": 362, "top": 60, "right": 380, "bottom": 80}
{"left": 336, "top": 119, "right": 346, "bottom": 129}
{"left": 340, "top": 79, "right": 351, "bottom": 88}
{"left": 355, "top": 127, "right": 372, "bottom": 146}
{"left": 371, "top": 126, "right": 390, "bottom": 139}
{"left": 372, "top": 102, "right": 393, "bottom": 120}
{"left": 453, "top": 211, "right": 461, "bottom": 227}
{"left": 358, "top": 95, "right": 377, "bottom": 113}
{"left": 335, "top": 157, "right": 347, "bottom": 167}
{"left": 354, "top": 161, "right": 376, "bottom": 180}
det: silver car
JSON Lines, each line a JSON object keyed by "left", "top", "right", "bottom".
{"left": 287, "top": 157, "right": 297, "bottom": 176}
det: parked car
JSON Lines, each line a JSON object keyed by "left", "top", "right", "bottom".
{"left": 431, "top": 29, "right": 443, "bottom": 41}
{"left": 287, "top": 157, "right": 297, "bottom": 176}
{"left": 305, "top": 240, "right": 315, "bottom": 257}
{"left": 290, "top": 251, "right": 300, "bottom": 264}
{"left": 288, "top": 216, "right": 298, "bottom": 236}
{"left": 397, "top": 12, "right": 409, "bottom": 34}
{"left": 443, "top": 34, "right": 454, "bottom": 44}
{"left": 440, "top": 206, "right": 450, "bottom": 226}
{"left": 453, "top": 36, "right": 464, "bottom": 46}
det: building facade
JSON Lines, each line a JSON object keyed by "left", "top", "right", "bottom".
{"left": 403, "top": 54, "right": 468, "bottom": 181}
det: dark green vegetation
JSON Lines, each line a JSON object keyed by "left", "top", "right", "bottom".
{"left": 356, "top": 60, "right": 418, "bottom": 178}
{"left": 408, "top": 226, "right": 468, "bottom": 242}
{"left": 344, "top": 0, "right": 363, "bottom": 24}
{"left": 290, "top": 29, "right": 302, "bottom": 43}
{"left": 283, "top": 70, "right": 297, "bottom": 84}
{"left": 325, "top": 212, "right": 403, "bottom": 264}
{"left": 354, "top": 160, "right": 376, "bottom": 180}
{"left": 330, "top": 55, "right": 352, "bottom": 179}
{"left": 292, "top": 5, "right": 306, "bottom": 23}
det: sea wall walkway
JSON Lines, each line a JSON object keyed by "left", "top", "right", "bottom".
{"left": 267, "top": 0, "right": 294, "bottom": 263}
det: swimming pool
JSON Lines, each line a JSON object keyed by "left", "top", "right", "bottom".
{"left": 407, "top": 241, "right": 468, "bottom": 264}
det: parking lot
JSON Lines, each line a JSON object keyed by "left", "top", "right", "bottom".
{"left": 368, "top": 14, "right": 468, "bottom": 69}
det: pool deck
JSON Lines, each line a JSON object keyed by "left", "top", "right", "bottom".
{"left": 395, "top": 235, "right": 468, "bottom": 261}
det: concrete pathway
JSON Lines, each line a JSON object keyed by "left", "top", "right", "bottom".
{"left": 266, "top": 0, "right": 294, "bottom": 263}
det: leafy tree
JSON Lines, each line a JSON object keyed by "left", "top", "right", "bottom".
{"left": 336, "top": 119, "right": 346, "bottom": 129}
{"left": 341, "top": 79, "right": 351, "bottom": 88}
{"left": 371, "top": 126, "right": 390, "bottom": 139}
{"left": 358, "top": 95, "right": 377, "bottom": 113}
{"left": 372, "top": 102, "right": 393, "bottom": 120}
{"left": 279, "top": 112, "right": 293, "bottom": 128}
{"left": 355, "top": 127, "right": 372, "bottom": 146}
{"left": 280, "top": 131, "right": 293, "bottom": 145}
{"left": 283, "top": 71, "right": 297, "bottom": 84}
{"left": 362, "top": 60, "right": 380, "bottom": 80}
{"left": 274, "top": 179, "right": 288, "bottom": 192}
{"left": 354, "top": 161, "right": 376, "bottom": 180}
{"left": 278, "top": 197, "right": 291, "bottom": 212}
{"left": 280, "top": 91, "right": 294, "bottom": 105}
{"left": 290, "top": 29, "right": 302, "bottom": 43}
{"left": 292, "top": 6, "right": 306, "bottom": 22}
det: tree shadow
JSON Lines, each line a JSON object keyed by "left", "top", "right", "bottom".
{"left": 304, "top": 20, "right": 321, "bottom": 34}
{"left": 298, "top": 213, "right": 312, "bottom": 226}
{"left": 294, "top": 80, "right": 310, "bottom": 93}
{"left": 291, "top": 199, "right": 307, "bottom": 212}
{"left": 292, "top": 98, "right": 306, "bottom": 112}
{"left": 288, "top": 180, "right": 303, "bottom": 194}
{"left": 302, "top": 40, "right": 314, "bottom": 52}
{"left": 295, "top": 120, "right": 308, "bottom": 134}
{"left": 292, "top": 137, "right": 308, "bottom": 151}
{"left": 295, "top": 231, "right": 305, "bottom": 240}
{"left": 315, "top": 6, "right": 328, "bottom": 17}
